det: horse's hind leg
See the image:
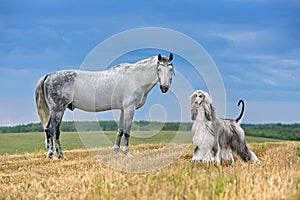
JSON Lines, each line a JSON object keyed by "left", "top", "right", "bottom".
{"left": 54, "top": 124, "right": 64, "bottom": 159}
{"left": 45, "top": 111, "right": 64, "bottom": 159}
{"left": 45, "top": 125, "right": 54, "bottom": 159}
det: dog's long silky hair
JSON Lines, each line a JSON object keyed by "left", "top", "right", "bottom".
{"left": 190, "top": 90, "right": 260, "bottom": 165}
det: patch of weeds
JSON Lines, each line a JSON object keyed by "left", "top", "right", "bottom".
{"left": 166, "top": 174, "right": 176, "bottom": 183}
{"left": 215, "top": 176, "right": 224, "bottom": 196}
{"left": 26, "top": 181, "right": 32, "bottom": 189}
{"left": 261, "top": 143, "right": 266, "bottom": 149}
{"left": 214, "top": 176, "right": 233, "bottom": 197}
{"left": 166, "top": 173, "right": 182, "bottom": 187}
{"left": 97, "top": 183, "right": 105, "bottom": 194}
{"left": 86, "top": 150, "right": 93, "bottom": 156}
{"left": 3, "top": 159, "right": 9, "bottom": 165}
{"left": 33, "top": 148, "right": 40, "bottom": 155}
{"left": 146, "top": 175, "right": 158, "bottom": 183}
{"left": 97, "top": 183, "right": 112, "bottom": 199}
{"left": 190, "top": 193, "right": 197, "bottom": 200}
{"left": 235, "top": 175, "right": 240, "bottom": 196}
{"left": 297, "top": 145, "right": 300, "bottom": 157}
{"left": 36, "top": 148, "right": 44, "bottom": 154}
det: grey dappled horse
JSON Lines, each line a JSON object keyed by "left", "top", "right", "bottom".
{"left": 35, "top": 53, "right": 174, "bottom": 159}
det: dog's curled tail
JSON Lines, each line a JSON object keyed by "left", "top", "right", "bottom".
{"left": 235, "top": 100, "right": 245, "bottom": 123}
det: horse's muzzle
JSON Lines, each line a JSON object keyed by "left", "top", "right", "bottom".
{"left": 160, "top": 85, "right": 169, "bottom": 93}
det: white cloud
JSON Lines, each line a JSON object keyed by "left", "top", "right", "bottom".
{"left": 219, "top": 31, "right": 261, "bottom": 43}
{"left": 278, "top": 59, "right": 300, "bottom": 66}
{"left": 266, "top": 67, "right": 300, "bottom": 81}
{"left": 215, "top": 30, "right": 271, "bottom": 50}
{"left": 261, "top": 78, "right": 277, "bottom": 86}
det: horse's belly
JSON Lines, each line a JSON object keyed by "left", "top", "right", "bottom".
{"left": 73, "top": 87, "right": 122, "bottom": 112}
{"left": 72, "top": 77, "right": 123, "bottom": 112}
{"left": 73, "top": 91, "right": 122, "bottom": 112}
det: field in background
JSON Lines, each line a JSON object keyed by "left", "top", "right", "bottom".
{"left": 0, "top": 141, "right": 299, "bottom": 200}
{"left": 0, "top": 131, "right": 285, "bottom": 155}
{"left": 1, "top": 122, "right": 300, "bottom": 141}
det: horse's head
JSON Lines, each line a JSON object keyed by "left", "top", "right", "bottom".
{"left": 157, "top": 53, "right": 174, "bottom": 93}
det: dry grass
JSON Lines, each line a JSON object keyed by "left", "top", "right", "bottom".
{"left": 0, "top": 142, "right": 299, "bottom": 200}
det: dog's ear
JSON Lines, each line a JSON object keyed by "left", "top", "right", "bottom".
{"left": 204, "top": 103, "right": 216, "bottom": 121}
{"left": 191, "top": 108, "right": 198, "bottom": 121}
{"left": 202, "top": 92, "right": 216, "bottom": 121}
{"left": 190, "top": 93, "right": 198, "bottom": 120}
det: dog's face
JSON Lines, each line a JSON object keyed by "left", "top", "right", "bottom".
{"left": 190, "top": 90, "right": 215, "bottom": 121}
{"left": 192, "top": 91, "right": 205, "bottom": 109}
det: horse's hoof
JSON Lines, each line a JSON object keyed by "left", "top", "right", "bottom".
{"left": 116, "top": 151, "right": 122, "bottom": 156}
{"left": 47, "top": 152, "right": 54, "bottom": 159}
{"left": 52, "top": 156, "right": 58, "bottom": 160}
{"left": 124, "top": 151, "right": 133, "bottom": 157}
{"left": 114, "top": 148, "right": 122, "bottom": 156}
{"left": 58, "top": 154, "right": 64, "bottom": 159}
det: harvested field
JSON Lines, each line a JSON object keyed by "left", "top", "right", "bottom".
{"left": 0, "top": 142, "right": 299, "bottom": 200}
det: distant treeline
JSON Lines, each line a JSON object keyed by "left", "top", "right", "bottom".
{"left": 241, "top": 123, "right": 300, "bottom": 141}
{"left": 0, "top": 121, "right": 192, "bottom": 133}
{"left": 0, "top": 121, "right": 299, "bottom": 141}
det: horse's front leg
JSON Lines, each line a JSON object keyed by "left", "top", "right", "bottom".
{"left": 123, "top": 106, "right": 135, "bottom": 157}
{"left": 114, "top": 110, "right": 124, "bottom": 156}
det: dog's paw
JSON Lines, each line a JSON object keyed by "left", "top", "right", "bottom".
{"left": 191, "top": 156, "right": 202, "bottom": 162}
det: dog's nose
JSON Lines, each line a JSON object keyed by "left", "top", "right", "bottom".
{"left": 194, "top": 101, "right": 202, "bottom": 108}
{"left": 160, "top": 85, "right": 169, "bottom": 93}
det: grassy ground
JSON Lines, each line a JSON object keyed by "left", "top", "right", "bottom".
{"left": 0, "top": 131, "right": 285, "bottom": 155}
{"left": 0, "top": 141, "right": 299, "bottom": 200}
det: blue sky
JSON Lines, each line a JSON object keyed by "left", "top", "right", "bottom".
{"left": 0, "top": 0, "right": 299, "bottom": 125}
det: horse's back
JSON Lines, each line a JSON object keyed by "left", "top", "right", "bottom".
{"left": 42, "top": 63, "right": 154, "bottom": 112}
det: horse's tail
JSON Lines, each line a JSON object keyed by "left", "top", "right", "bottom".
{"left": 35, "top": 75, "right": 50, "bottom": 129}
{"left": 235, "top": 100, "right": 245, "bottom": 123}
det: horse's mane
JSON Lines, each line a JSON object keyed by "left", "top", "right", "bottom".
{"left": 134, "top": 56, "right": 157, "bottom": 65}
{"left": 109, "top": 56, "right": 158, "bottom": 73}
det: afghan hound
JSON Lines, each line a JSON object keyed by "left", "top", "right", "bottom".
{"left": 190, "top": 90, "right": 260, "bottom": 165}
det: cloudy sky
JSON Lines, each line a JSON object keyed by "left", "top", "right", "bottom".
{"left": 0, "top": 0, "right": 299, "bottom": 125}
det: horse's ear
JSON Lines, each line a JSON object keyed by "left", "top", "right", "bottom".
{"left": 169, "top": 53, "right": 173, "bottom": 61}
{"left": 158, "top": 54, "right": 162, "bottom": 62}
